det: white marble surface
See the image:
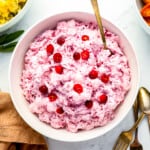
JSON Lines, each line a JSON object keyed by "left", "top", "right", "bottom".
{"left": 0, "top": 0, "right": 150, "bottom": 149}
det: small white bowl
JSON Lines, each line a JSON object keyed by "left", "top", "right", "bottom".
{"left": 133, "top": 0, "right": 150, "bottom": 34}
{"left": 0, "top": 0, "right": 32, "bottom": 33}
{"left": 9, "top": 12, "right": 139, "bottom": 142}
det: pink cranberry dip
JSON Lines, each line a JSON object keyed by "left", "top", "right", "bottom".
{"left": 20, "top": 19, "right": 131, "bottom": 132}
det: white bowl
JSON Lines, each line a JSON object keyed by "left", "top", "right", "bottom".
{"left": 0, "top": 0, "right": 32, "bottom": 33}
{"left": 133, "top": 0, "right": 150, "bottom": 35}
{"left": 9, "top": 12, "right": 139, "bottom": 142}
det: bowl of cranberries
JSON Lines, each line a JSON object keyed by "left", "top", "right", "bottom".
{"left": 9, "top": 11, "right": 139, "bottom": 142}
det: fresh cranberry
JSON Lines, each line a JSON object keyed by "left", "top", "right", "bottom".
{"left": 46, "top": 44, "right": 54, "bottom": 55}
{"left": 57, "top": 36, "right": 65, "bottom": 45}
{"left": 48, "top": 92, "right": 57, "bottom": 102}
{"left": 99, "top": 94, "right": 108, "bottom": 104}
{"left": 81, "top": 50, "right": 90, "bottom": 60}
{"left": 39, "top": 85, "right": 48, "bottom": 94}
{"left": 85, "top": 100, "right": 93, "bottom": 109}
{"left": 73, "top": 84, "right": 83, "bottom": 94}
{"left": 89, "top": 69, "right": 98, "bottom": 79}
{"left": 100, "top": 73, "right": 110, "bottom": 83}
{"left": 55, "top": 65, "right": 63, "bottom": 74}
{"left": 105, "top": 30, "right": 112, "bottom": 36}
{"left": 82, "top": 35, "right": 89, "bottom": 41}
{"left": 53, "top": 53, "right": 62, "bottom": 63}
{"left": 73, "top": 52, "right": 80, "bottom": 61}
{"left": 56, "top": 107, "right": 64, "bottom": 114}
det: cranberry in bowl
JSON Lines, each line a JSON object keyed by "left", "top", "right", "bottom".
{"left": 9, "top": 12, "right": 139, "bottom": 142}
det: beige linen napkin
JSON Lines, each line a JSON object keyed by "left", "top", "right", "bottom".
{"left": 0, "top": 92, "right": 48, "bottom": 150}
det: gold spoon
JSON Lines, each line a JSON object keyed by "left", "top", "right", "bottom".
{"left": 130, "top": 87, "right": 150, "bottom": 150}
{"left": 91, "top": 0, "right": 107, "bottom": 49}
{"left": 113, "top": 88, "right": 150, "bottom": 150}
{"left": 130, "top": 97, "right": 143, "bottom": 150}
{"left": 139, "top": 87, "right": 150, "bottom": 131}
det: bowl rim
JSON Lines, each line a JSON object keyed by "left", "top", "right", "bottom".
{"left": 0, "top": 0, "right": 32, "bottom": 33}
{"left": 9, "top": 11, "right": 140, "bottom": 142}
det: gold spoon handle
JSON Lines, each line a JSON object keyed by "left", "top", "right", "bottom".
{"left": 147, "top": 115, "right": 150, "bottom": 131}
{"left": 133, "top": 99, "right": 139, "bottom": 137}
{"left": 91, "top": 0, "right": 107, "bottom": 49}
{"left": 129, "top": 112, "right": 145, "bottom": 132}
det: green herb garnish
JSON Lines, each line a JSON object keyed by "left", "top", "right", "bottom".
{"left": 0, "top": 30, "right": 24, "bottom": 52}
{"left": 0, "top": 42, "right": 17, "bottom": 52}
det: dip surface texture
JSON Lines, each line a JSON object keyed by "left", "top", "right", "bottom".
{"left": 20, "top": 20, "right": 131, "bottom": 132}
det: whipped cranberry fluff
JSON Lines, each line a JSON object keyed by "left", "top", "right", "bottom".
{"left": 20, "top": 20, "right": 131, "bottom": 132}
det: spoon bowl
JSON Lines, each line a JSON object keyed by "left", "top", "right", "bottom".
{"left": 138, "top": 87, "right": 150, "bottom": 114}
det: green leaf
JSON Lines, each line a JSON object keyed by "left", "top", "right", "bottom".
{"left": 0, "top": 30, "right": 24, "bottom": 45}
{"left": 0, "top": 42, "right": 17, "bottom": 52}
{"left": 0, "top": 34, "right": 8, "bottom": 45}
